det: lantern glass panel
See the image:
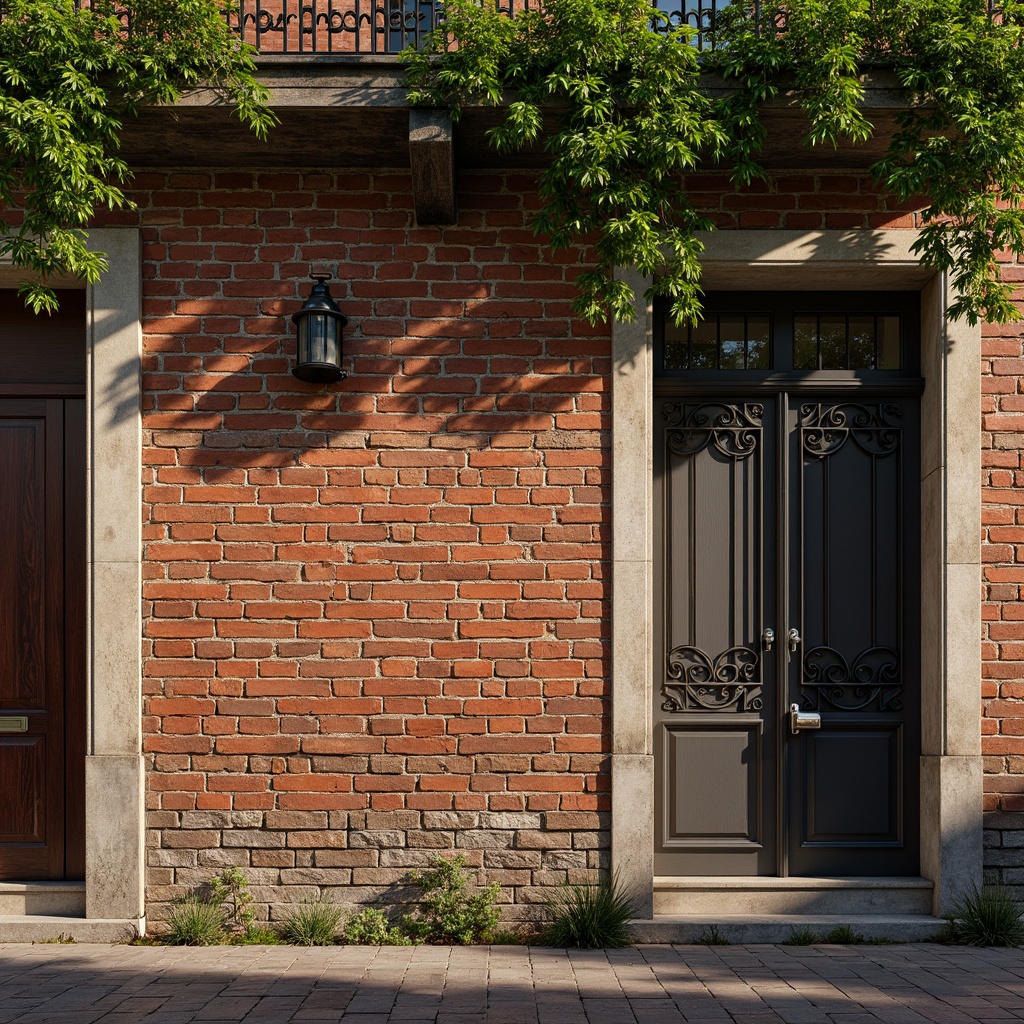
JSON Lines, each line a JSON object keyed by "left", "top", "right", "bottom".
{"left": 298, "top": 313, "right": 340, "bottom": 367}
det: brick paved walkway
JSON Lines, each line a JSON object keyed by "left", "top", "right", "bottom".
{"left": 2, "top": 943, "right": 1024, "bottom": 1023}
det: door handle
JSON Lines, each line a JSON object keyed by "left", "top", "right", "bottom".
{"left": 762, "top": 628, "right": 775, "bottom": 652}
{"left": 0, "top": 716, "right": 28, "bottom": 733}
{"left": 788, "top": 627, "right": 801, "bottom": 652}
{"left": 790, "top": 703, "right": 821, "bottom": 734}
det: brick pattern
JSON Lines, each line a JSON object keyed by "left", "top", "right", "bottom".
{"left": 121, "top": 166, "right": 1018, "bottom": 917}
{"left": 134, "top": 170, "right": 610, "bottom": 925}
{"left": 982, "top": 307, "right": 1024, "bottom": 884}
{"left": 685, "top": 170, "right": 920, "bottom": 230}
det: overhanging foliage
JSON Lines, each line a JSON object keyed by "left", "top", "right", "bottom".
{"left": 0, "top": 0, "right": 274, "bottom": 312}
{"left": 404, "top": 0, "right": 1024, "bottom": 326}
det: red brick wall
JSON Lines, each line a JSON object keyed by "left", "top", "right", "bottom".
{"left": 123, "top": 166, "right": 1018, "bottom": 920}
{"left": 982, "top": 304, "right": 1024, "bottom": 883}
{"left": 133, "top": 169, "right": 611, "bottom": 925}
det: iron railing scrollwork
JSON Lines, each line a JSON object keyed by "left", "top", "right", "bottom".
{"left": 799, "top": 644, "right": 902, "bottom": 712}
{"left": 662, "top": 643, "right": 762, "bottom": 712}
{"left": 0, "top": 0, "right": 726, "bottom": 55}
{"left": 0, "top": 1, "right": 1009, "bottom": 56}
{"left": 236, "top": 0, "right": 446, "bottom": 55}
{"left": 800, "top": 401, "right": 901, "bottom": 459}
{"left": 233, "top": 0, "right": 726, "bottom": 53}
{"left": 663, "top": 400, "right": 762, "bottom": 460}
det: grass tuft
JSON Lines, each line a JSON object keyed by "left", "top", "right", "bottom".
{"left": 821, "top": 924, "right": 864, "bottom": 945}
{"left": 166, "top": 897, "right": 227, "bottom": 946}
{"left": 282, "top": 895, "right": 343, "bottom": 946}
{"left": 232, "top": 926, "right": 281, "bottom": 946}
{"left": 700, "top": 924, "right": 730, "bottom": 945}
{"left": 948, "top": 884, "right": 1024, "bottom": 947}
{"left": 786, "top": 927, "right": 817, "bottom": 946}
{"left": 541, "top": 876, "right": 637, "bottom": 949}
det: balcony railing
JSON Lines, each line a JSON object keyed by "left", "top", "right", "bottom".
{"left": 6, "top": 1, "right": 1000, "bottom": 60}
{"left": 233, "top": 0, "right": 724, "bottom": 56}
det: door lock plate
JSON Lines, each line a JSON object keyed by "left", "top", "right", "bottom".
{"left": 789, "top": 703, "right": 821, "bottom": 734}
{"left": 0, "top": 716, "right": 28, "bottom": 734}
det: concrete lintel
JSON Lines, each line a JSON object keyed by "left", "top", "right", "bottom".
{"left": 409, "top": 110, "right": 457, "bottom": 225}
{"left": 696, "top": 230, "right": 932, "bottom": 290}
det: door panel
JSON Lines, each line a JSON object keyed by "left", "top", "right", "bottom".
{"left": 663, "top": 720, "right": 763, "bottom": 845}
{"left": 0, "top": 736, "right": 46, "bottom": 842}
{"left": 787, "top": 396, "right": 919, "bottom": 875}
{"left": 654, "top": 398, "right": 777, "bottom": 875}
{"left": 803, "top": 724, "right": 902, "bottom": 843}
{"left": 0, "top": 399, "right": 76, "bottom": 879}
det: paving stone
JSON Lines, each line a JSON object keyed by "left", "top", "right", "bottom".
{"left": 6, "top": 944, "right": 1024, "bottom": 1022}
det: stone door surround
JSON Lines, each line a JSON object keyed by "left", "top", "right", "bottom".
{"left": 0, "top": 229, "right": 144, "bottom": 934}
{"left": 610, "top": 230, "right": 982, "bottom": 918}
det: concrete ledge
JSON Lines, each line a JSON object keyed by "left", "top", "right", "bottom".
{"left": 654, "top": 878, "right": 933, "bottom": 916}
{"left": 630, "top": 914, "right": 949, "bottom": 944}
{"left": 0, "top": 883, "right": 85, "bottom": 917}
{"left": 0, "top": 916, "right": 142, "bottom": 943}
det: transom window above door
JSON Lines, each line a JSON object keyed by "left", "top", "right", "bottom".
{"left": 658, "top": 292, "right": 919, "bottom": 376}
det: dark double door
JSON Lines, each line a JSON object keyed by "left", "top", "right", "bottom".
{"left": 654, "top": 378, "right": 920, "bottom": 877}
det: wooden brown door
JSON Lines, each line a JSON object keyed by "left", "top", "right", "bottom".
{"left": 0, "top": 397, "right": 85, "bottom": 879}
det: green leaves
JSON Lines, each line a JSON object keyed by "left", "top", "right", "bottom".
{"left": 403, "top": 854, "right": 501, "bottom": 945}
{"left": 404, "top": 0, "right": 722, "bottom": 326}
{"left": 0, "top": 0, "right": 274, "bottom": 311}
{"left": 406, "top": 0, "right": 1024, "bottom": 326}
{"left": 870, "top": 0, "right": 1024, "bottom": 325}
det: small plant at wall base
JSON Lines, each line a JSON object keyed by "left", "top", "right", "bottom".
{"left": 404, "top": 0, "right": 1024, "bottom": 327}
{"left": 166, "top": 896, "right": 228, "bottom": 946}
{"left": 205, "top": 866, "right": 259, "bottom": 938}
{"left": 947, "top": 884, "right": 1024, "bottom": 947}
{"left": 165, "top": 868, "right": 277, "bottom": 946}
{"left": 540, "top": 875, "right": 637, "bottom": 949}
{"left": 282, "top": 895, "right": 344, "bottom": 946}
{"left": 343, "top": 908, "right": 410, "bottom": 946}
{"left": 0, "top": 0, "right": 274, "bottom": 313}
{"left": 402, "top": 855, "right": 502, "bottom": 945}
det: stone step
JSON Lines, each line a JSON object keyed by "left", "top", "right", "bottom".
{"left": 0, "top": 914, "right": 140, "bottom": 943}
{"left": 0, "top": 882, "right": 86, "bottom": 917}
{"left": 653, "top": 876, "right": 933, "bottom": 916}
{"left": 631, "top": 914, "right": 948, "bottom": 945}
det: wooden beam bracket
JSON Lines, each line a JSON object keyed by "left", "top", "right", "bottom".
{"left": 409, "top": 110, "right": 457, "bottom": 225}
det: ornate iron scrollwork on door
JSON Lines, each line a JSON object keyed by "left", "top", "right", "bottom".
{"left": 662, "top": 644, "right": 762, "bottom": 712}
{"left": 800, "top": 402, "right": 901, "bottom": 458}
{"left": 799, "top": 645, "right": 902, "bottom": 712}
{"left": 663, "top": 402, "right": 763, "bottom": 460}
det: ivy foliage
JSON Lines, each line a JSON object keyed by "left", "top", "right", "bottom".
{"left": 404, "top": 0, "right": 1024, "bottom": 326}
{"left": 0, "top": 0, "right": 274, "bottom": 312}
{"left": 404, "top": 0, "right": 726, "bottom": 326}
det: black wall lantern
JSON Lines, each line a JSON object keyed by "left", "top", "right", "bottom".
{"left": 291, "top": 274, "right": 348, "bottom": 383}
